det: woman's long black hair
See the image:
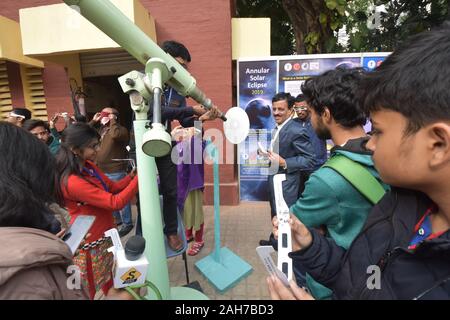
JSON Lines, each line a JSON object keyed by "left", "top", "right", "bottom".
{"left": 55, "top": 122, "right": 100, "bottom": 187}
{"left": 0, "top": 122, "right": 60, "bottom": 232}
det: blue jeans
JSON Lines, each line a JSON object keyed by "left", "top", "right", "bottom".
{"left": 105, "top": 172, "right": 133, "bottom": 226}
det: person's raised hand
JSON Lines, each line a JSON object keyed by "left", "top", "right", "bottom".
{"left": 49, "top": 113, "right": 60, "bottom": 129}
{"left": 108, "top": 113, "right": 117, "bottom": 125}
{"left": 170, "top": 125, "right": 184, "bottom": 141}
{"left": 199, "top": 105, "right": 221, "bottom": 122}
{"left": 92, "top": 112, "right": 102, "bottom": 123}
{"left": 267, "top": 276, "right": 315, "bottom": 300}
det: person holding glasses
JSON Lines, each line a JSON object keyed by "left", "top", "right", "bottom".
{"left": 55, "top": 122, "right": 139, "bottom": 299}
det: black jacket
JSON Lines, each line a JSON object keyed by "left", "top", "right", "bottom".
{"left": 291, "top": 188, "right": 450, "bottom": 299}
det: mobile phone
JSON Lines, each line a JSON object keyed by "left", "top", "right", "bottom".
{"left": 63, "top": 215, "right": 96, "bottom": 254}
{"left": 256, "top": 245, "right": 290, "bottom": 287}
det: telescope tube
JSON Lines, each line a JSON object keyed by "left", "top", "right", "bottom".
{"left": 63, "top": 0, "right": 226, "bottom": 120}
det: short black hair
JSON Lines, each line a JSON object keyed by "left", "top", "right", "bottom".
{"left": 360, "top": 23, "right": 450, "bottom": 135}
{"left": 272, "top": 92, "right": 295, "bottom": 109}
{"left": 22, "top": 119, "right": 49, "bottom": 132}
{"left": 295, "top": 94, "right": 306, "bottom": 103}
{"left": 0, "top": 121, "right": 60, "bottom": 232}
{"left": 162, "top": 40, "right": 191, "bottom": 62}
{"left": 301, "top": 67, "right": 367, "bottom": 128}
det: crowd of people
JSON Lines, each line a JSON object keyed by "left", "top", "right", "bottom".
{"left": 0, "top": 23, "right": 449, "bottom": 300}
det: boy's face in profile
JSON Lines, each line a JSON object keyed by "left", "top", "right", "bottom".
{"left": 366, "top": 109, "right": 430, "bottom": 189}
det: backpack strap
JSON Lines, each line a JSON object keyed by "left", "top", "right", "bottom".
{"left": 322, "top": 155, "right": 385, "bottom": 205}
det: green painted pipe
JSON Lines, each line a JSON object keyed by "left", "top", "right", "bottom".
{"left": 133, "top": 118, "right": 170, "bottom": 299}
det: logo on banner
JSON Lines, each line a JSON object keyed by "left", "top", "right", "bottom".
{"left": 293, "top": 63, "right": 301, "bottom": 71}
{"left": 284, "top": 63, "right": 293, "bottom": 72}
{"left": 301, "top": 62, "right": 309, "bottom": 70}
{"left": 367, "top": 60, "right": 377, "bottom": 69}
{"left": 367, "top": 59, "right": 384, "bottom": 70}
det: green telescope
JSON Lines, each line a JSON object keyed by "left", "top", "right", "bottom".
{"left": 63, "top": 0, "right": 226, "bottom": 121}
{"left": 62, "top": 0, "right": 213, "bottom": 300}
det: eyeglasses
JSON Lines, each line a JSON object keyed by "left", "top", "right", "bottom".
{"left": 294, "top": 107, "right": 308, "bottom": 112}
{"left": 8, "top": 112, "right": 25, "bottom": 119}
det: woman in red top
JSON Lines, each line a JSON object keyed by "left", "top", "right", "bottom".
{"left": 56, "top": 123, "right": 138, "bottom": 299}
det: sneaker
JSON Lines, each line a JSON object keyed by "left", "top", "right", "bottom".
{"left": 118, "top": 224, "right": 134, "bottom": 237}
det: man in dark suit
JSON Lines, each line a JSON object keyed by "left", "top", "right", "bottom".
{"left": 260, "top": 92, "right": 316, "bottom": 245}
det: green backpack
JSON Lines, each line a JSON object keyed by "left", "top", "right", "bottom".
{"left": 322, "top": 155, "right": 386, "bottom": 205}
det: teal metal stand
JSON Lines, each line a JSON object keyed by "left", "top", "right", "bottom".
{"left": 195, "top": 143, "right": 253, "bottom": 293}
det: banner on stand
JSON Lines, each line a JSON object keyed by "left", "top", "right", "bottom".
{"left": 238, "top": 53, "right": 390, "bottom": 201}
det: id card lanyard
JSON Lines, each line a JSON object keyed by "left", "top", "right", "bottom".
{"left": 82, "top": 166, "right": 109, "bottom": 192}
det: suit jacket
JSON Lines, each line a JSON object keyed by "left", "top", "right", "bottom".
{"left": 269, "top": 118, "right": 316, "bottom": 215}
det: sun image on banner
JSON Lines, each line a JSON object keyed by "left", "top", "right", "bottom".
{"left": 278, "top": 55, "right": 362, "bottom": 97}
{"left": 238, "top": 59, "right": 277, "bottom": 201}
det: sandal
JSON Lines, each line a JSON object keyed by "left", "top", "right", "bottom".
{"left": 187, "top": 241, "right": 204, "bottom": 256}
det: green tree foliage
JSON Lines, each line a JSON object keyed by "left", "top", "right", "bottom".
{"left": 346, "top": 0, "right": 450, "bottom": 52}
{"left": 235, "top": 0, "right": 449, "bottom": 54}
